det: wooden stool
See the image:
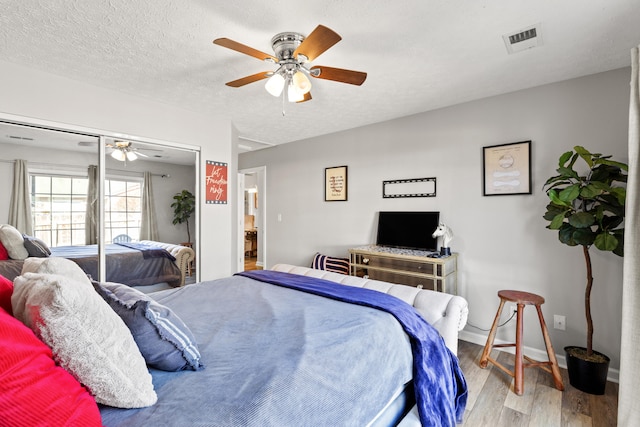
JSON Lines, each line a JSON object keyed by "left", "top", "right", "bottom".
{"left": 479, "top": 290, "right": 564, "bottom": 395}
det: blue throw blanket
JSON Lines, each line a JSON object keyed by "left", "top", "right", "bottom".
{"left": 237, "top": 270, "right": 468, "bottom": 426}
{"left": 116, "top": 241, "right": 176, "bottom": 261}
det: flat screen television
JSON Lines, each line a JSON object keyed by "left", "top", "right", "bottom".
{"left": 376, "top": 211, "right": 440, "bottom": 251}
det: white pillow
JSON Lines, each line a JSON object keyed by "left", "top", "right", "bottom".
{"left": 21, "top": 257, "right": 92, "bottom": 287}
{"left": 0, "top": 224, "right": 29, "bottom": 260}
{"left": 11, "top": 272, "right": 157, "bottom": 408}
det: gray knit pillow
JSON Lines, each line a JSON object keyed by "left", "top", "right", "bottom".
{"left": 21, "top": 257, "right": 91, "bottom": 287}
{"left": 11, "top": 272, "right": 157, "bottom": 408}
{"left": 0, "top": 225, "right": 29, "bottom": 260}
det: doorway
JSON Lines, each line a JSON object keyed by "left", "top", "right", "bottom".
{"left": 238, "top": 166, "right": 266, "bottom": 271}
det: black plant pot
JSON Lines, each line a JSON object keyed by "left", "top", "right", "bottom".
{"left": 564, "top": 346, "right": 610, "bottom": 395}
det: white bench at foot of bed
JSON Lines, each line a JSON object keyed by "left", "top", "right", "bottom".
{"left": 139, "top": 240, "right": 195, "bottom": 287}
{"left": 270, "top": 264, "right": 468, "bottom": 356}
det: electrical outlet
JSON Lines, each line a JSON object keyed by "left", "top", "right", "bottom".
{"left": 554, "top": 315, "right": 566, "bottom": 331}
{"left": 507, "top": 303, "right": 518, "bottom": 314}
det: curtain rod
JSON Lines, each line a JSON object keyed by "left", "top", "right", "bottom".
{"left": 0, "top": 158, "right": 169, "bottom": 177}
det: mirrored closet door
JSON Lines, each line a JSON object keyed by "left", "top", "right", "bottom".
{"left": 0, "top": 120, "right": 199, "bottom": 285}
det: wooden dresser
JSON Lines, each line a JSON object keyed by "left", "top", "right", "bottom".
{"left": 348, "top": 245, "right": 458, "bottom": 294}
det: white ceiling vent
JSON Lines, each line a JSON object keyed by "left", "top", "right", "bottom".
{"left": 503, "top": 24, "right": 543, "bottom": 54}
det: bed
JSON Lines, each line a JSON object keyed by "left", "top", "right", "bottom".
{"left": 97, "top": 264, "right": 469, "bottom": 426}
{"left": 0, "top": 240, "right": 194, "bottom": 287}
{"left": 2, "top": 259, "right": 468, "bottom": 426}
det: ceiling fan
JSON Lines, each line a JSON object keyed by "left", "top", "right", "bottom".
{"left": 78, "top": 140, "right": 161, "bottom": 162}
{"left": 108, "top": 141, "right": 149, "bottom": 162}
{"left": 213, "top": 25, "right": 367, "bottom": 103}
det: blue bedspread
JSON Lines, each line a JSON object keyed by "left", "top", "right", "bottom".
{"left": 238, "top": 270, "right": 468, "bottom": 426}
{"left": 99, "top": 274, "right": 416, "bottom": 426}
{"left": 115, "top": 241, "right": 176, "bottom": 261}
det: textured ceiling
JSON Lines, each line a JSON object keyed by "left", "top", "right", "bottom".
{"left": 1, "top": 0, "right": 639, "bottom": 152}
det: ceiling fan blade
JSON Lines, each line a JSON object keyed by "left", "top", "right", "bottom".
{"left": 293, "top": 25, "right": 341, "bottom": 62}
{"left": 213, "top": 38, "right": 278, "bottom": 62}
{"left": 135, "top": 151, "right": 149, "bottom": 158}
{"left": 225, "top": 71, "right": 272, "bottom": 88}
{"left": 310, "top": 66, "right": 367, "bottom": 85}
{"left": 297, "top": 92, "right": 312, "bottom": 103}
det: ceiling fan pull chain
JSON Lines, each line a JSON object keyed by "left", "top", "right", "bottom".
{"left": 282, "top": 86, "right": 286, "bottom": 116}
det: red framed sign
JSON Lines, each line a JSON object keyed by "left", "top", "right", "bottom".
{"left": 205, "top": 160, "right": 228, "bottom": 204}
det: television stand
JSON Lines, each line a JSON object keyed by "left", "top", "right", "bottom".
{"left": 348, "top": 245, "right": 458, "bottom": 294}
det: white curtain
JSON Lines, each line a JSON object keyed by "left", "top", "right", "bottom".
{"left": 139, "top": 171, "right": 159, "bottom": 241}
{"left": 8, "top": 159, "right": 33, "bottom": 235}
{"left": 85, "top": 165, "right": 99, "bottom": 245}
{"left": 619, "top": 46, "right": 640, "bottom": 425}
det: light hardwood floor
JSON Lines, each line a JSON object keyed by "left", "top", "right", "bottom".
{"left": 457, "top": 340, "right": 618, "bottom": 426}
{"left": 244, "top": 257, "right": 262, "bottom": 271}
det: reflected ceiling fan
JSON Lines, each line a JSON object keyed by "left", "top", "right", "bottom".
{"left": 107, "top": 141, "right": 150, "bottom": 162}
{"left": 213, "top": 25, "right": 367, "bottom": 103}
{"left": 78, "top": 140, "right": 162, "bottom": 162}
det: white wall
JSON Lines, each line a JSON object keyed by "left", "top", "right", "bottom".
{"left": 239, "top": 68, "right": 630, "bottom": 371}
{"left": 0, "top": 59, "right": 234, "bottom": 280}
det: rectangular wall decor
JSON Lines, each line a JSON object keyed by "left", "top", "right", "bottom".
{"left": 382, "top": 177, "right": 437, "bottom": 198}
{"left": 325, "top": 166, "right": 348, "bottom": 201}
{"left": 482, "top": 141, "right": 532, "bottom": 196}
{"left": 205, "top": 160, "right": 228, "bottom": 204}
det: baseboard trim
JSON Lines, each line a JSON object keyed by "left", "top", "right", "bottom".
{"left": 459, "top": 330, "right": 619, "bottom": 384}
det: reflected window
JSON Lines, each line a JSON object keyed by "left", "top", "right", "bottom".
{"left": 30, "top": 174, "right": 88, "bottom": 246}
{"left": 104, "top": 178, "right": 142, "bottom": 242}
{"left": 30, "top": 173, "right": 144, "bottom": 245}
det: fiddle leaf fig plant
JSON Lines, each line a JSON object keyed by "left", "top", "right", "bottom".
{"left": 543, "top": 146, "right": 627, "bottom": 358}
{"left": 171, "top": 190, "right": 195, "bottom": 243}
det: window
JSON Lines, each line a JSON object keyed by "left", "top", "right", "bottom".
{"left": 104, "top": 179, "right": 142, "bottom": 243}
{"left": 31, "top": 174, "right": 88, "bottom": 247}
{"left": 31, "top": 174, "right": 142, "bottom": 246}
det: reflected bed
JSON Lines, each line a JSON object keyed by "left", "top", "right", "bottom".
{"left": 0, "top": 241, "right": 193, "bottom": 288}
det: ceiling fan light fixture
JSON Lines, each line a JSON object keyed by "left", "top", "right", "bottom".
{"left": 111, "top": 149, "right": 126, "bottom": 161}
{"left": 126, "top": 151, "right": 138, "bottom": 161}
{"left": 287, "top": 82, "right": 305, "bottom": 103}
{"left": 292, "top": 70, "right": 311, "bottom": 94}
{"left": 265, "top": 73, "right": 285, "bottom": 97}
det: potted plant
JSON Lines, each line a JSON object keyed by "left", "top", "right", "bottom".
{"left": 171, "top": 190, "right": 195, "bottom": 244}
{"left": 542, "top": 146, "right": 627, "bottom": 394}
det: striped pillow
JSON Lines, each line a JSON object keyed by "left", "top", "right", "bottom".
{"left": 311, "top": 253, "right": 350, "bottom": 275}
{"left": 92, "top": 281, "right": 203, "bottom": 372}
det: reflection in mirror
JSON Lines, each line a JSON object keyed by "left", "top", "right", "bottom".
{"left": 0, "top": 121, "right": 198, "bottom": 288}
{"left": 0, "top": 122, "right": 98, "bottom": 282}
{"left": 0, "top": 122, "right": 100, "bottom": 247}
{"left": 101, "top": 137, "right": 198, "bottom": 288}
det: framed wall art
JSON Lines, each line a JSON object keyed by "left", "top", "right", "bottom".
{"left": 325, "top": 166, "right": 348, "bottom": 201}
{"left": 482, "top": 141, "right": 532, "bottom": 196}
{"left": 205, "top": 160, "right": 228, "bottom": 204}
{"left": 382, "top": 177, "right": 437, "bottom": 198}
